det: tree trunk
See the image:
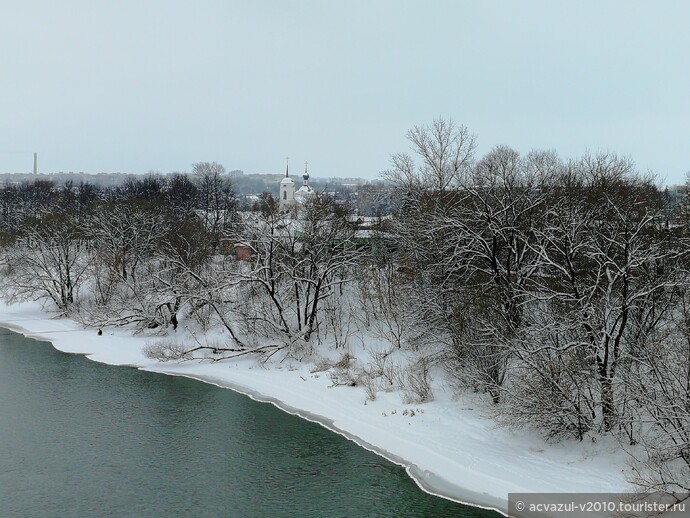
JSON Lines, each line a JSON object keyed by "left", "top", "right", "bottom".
{"left": 600, "top": 375, "right": 615, "bottom": 431}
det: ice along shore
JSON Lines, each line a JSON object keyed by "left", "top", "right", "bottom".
{"left": 0, "top": 300, "right": 633, "bottom": 516}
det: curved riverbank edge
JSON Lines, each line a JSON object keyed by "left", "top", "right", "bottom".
{"left": 153, "top": 370, "right": 509, "bottom": 516}
{"left": 0, "top": 317, "right": 507, "bottom": 515}
{"left": 0, "top": 302, "right": 634, "bottom": 517}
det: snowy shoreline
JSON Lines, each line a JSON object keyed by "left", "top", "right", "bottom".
{"left": 0, "top": 301, "right": 634, "bottom": 516}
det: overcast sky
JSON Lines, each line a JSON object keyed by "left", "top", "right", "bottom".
{"left": 1, "top": 1, "right": 688, "bottom": 183}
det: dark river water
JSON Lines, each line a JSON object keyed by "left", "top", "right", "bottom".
{"left": 0, "top": 329, "right": 497, "bottom": 517}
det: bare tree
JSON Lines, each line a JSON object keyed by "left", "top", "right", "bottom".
{"left": 389, "top": 144, "right": 557, "bottom": 402}
{"left": 234, "top": 197, "right": 358, "bottom": 345}
{"left": 357, "top": 254, "right": 414, "bottom": 350}
{"left": 382, "top": 119, "right": 477, "bottom": 351}
{"left": 166, "top": 173, "right": 198, "bottom": 219}
{"left": 148, "top": 217, "right": 213, "bottom": 330}
{"left": 625, "top": 290, "right": 690, "bottom": 496}
{"left": 2, "top": 213, "right": 90, "bottom": 314}
{"left": 193, "top": 161, "right": 237, "bottom": 252}
{"left": 384, "top": 118, "right": 476, "bottom": 193}
{"left": 520, "top": 154, "right": 680, "bottom": 434}
{"left": 80, "top": 200, "right": 169, "bottom": 329}
{"left": 85, "top": 201, "right": 166, "bottom": 284}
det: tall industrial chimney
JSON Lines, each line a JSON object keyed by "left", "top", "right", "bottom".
{"left": 33, "top": 152, "right": 37, "bottom": 175}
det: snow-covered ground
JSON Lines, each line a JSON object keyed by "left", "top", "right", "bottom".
{"left": 0, "top": 300, "right": 634, "bottom": 516}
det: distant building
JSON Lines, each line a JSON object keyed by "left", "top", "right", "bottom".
{"left": 279, "top": 160, "right": 316, "bottom": 211}
{"left": 294, "top": 162, "right": 316, "bottom": 205}
{"left": 0, "top": 171, "right": 139, "bottom": 188}
{"left": 279, "top": 159, "right": 295, "bottom": 211}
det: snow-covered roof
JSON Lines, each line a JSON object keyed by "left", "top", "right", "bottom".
{"left": 294, "top": 185, "right": 316, "bottom": 204}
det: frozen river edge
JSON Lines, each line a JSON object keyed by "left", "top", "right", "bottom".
{"left": 0, "top": 301, "right": 634, "bottom": 516}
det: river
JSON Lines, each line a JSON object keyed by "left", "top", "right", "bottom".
{"left": 0, "top": 328, "right": 497, "bottom": 517}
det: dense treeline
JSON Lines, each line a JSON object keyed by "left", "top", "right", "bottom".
{"left": 0, "top": 161, "right": 358, "bottom": 355}
{"left": 0, "top": 125, "right": 688, "bottom": 495}
{"left": 0, "top": 163, "right": 234, "bottom": 321}
{"left": 384, "top": 119, "right": 689, "bottom": 494}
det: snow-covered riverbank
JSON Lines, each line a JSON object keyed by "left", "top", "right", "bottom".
{"left": 0, "top": 300, "right": 634, "bottom": 516}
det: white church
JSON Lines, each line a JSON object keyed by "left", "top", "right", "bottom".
{"left": 279, "top": 159, "right": 316, "bottom": 211}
